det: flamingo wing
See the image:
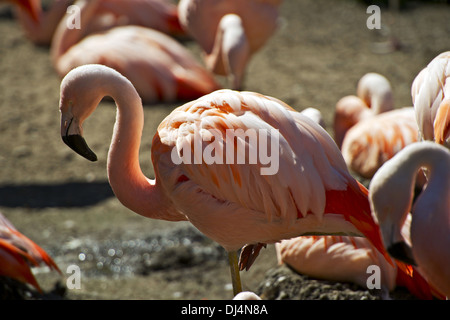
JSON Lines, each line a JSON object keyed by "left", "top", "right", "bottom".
{"left": 341, "top": 107, "right": 419, "bottom": 178}
{"left": 411, "top": 51, "right": 450, "bottom": 146}
{"left": 0, "top": 213, "right": 60, "bottom": 291}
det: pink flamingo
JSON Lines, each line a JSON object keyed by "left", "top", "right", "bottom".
{"left": 0, "top": 213, "right": 60, "bottom": 292}
{"left": 177, "top": 0, "right": 282, "bottom": 89}
{"left": 15, "top": 0, "right": 184, "bottom": 46}
{"left": 334, "top": 72, "right": 394, "bottom": 148}
{"left": 411, "top": 51, "right": 450, "bottom": 148}
{"left": 341, "top": 107, "right": 421, "bottom": 179}
{"left": 369, "top": 141, "right": 450, "bottom": 298}
{"left": 58, "top": 64, "right": 436, "bottom": 298}
{"left": 3, "top": 0, "right": 40, "bottom": 23}
{"left": 276, "top": 235, "right": 398, "bottom": 297}
{"left": 51, "top": 0, "right": 219, "bottom": 103}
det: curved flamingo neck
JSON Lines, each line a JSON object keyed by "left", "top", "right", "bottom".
{"left": 407, "top": 146, "right": 450, "bottom": 213}
{"left": 100, "top": 71, "right": 184, "bottom": 222}
{"left": 383, "top": 143, "right": 449, "bottom": 226}
{"left": 50, "top": 0, "right": 100, "bottom": 69}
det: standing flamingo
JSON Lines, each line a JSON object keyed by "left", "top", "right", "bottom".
{"left": 177, "top": 0, "right": 282, "bottom": 89}
{"left": 341, "top": 107, "right": 421, "bottom": 179}
{"left": 334, "top": 72, "right": 394, "bottom": 148}
{"left": 369, "top": 141, "right": 450, "bottom": 298}
{"left": 0, "top": 213, "right": 60, "bottom": 292}
{"left": 58, "top": 64, "right": 436, "bottom": 298}
{"left": 51, "top": 0, "right": 219, "bottom": 103}
{"left": 15, "top": 0, "right": 184, "bottom": 46}
{"left": 411, "top": 51, "right": 450, "bottom": 148}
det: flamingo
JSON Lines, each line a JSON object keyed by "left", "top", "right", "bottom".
{"left": 58, "top": 64, "right": 436, "bottom": 298}
{"left": 50, "top": 0, "right": 219, "bottom": 103}
{"left": 276, "top": 235, "right": 398, "bottom": 298}
{"left": 3, "top": 0, "right": 40, "bottom": 23}
{"left": 334, "top": 72, "right": 394, "bottom": 148}
{"left": 369, "top": 141, "right": 450, "bottom": 298}
{"left": 14, "top": 0, "right": 184, "bottom": 46}
{"left": 0, "top": 213, "right": 60, "bottom": 292}
{"left": 341, "top": 107, "right": 421, "bottom": 179}
{"left": 411, "top": 51, "right": 450, "bottom": 148}
{"left": 177, "top": 0, "right": 282, "bottom": 89}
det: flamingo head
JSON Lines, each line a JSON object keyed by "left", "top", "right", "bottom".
{"left": 58, "top": 65, "right": 112, "bottom": 162}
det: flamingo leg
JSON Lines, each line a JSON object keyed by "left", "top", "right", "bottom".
{"left": 228, "top": 250, "right": 242, "bottom": 296}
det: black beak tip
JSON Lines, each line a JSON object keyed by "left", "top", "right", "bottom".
{"left": 387, "top": 241, "right": 417, "bottom": 266}
{"left": 62, "top": 134, "right": 98, "bottom": 162}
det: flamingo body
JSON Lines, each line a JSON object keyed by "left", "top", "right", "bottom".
{"left": 15, "top": 0, "right": 183, "bottom": 46}
{"left": 58, "top": 64, "right": 437, "bottom": 298}
{"left": 51, "top": 0, "right": 218, "bottom": 103}
{"left": 411, "top": 51, "right": 450, "bottom": 148}
{"left": 370, "top": 141, "right": 450, "bottom": 298}
{"left": 276, "top": 235, "right": 397, "bottom": 294}
{"left": 334, "top": 73, "right": 394, "bottom": 148}
{"left": 341, "top": 107, "right": 419, "bottom": 179}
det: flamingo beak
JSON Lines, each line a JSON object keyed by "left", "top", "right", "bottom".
{"left": 387, "top": 241, "right": 417, "bottom": 266}
{"left": 61, "top": 117, "right": 98, "bottom": 162}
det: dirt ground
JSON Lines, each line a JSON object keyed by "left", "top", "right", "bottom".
{"left": 0, "top": 0, "right": 449, "bottom": 301}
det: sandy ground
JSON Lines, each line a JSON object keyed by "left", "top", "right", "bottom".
{"left": 0, "top": 0, "right": 449, "bottom": 300}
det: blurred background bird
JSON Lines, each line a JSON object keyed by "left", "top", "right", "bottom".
{"left": 50, "top": 0, "right": 220, "bottom": 103}
{"left": 178, "top": 0, "right": 282, "bottom": 90}
{"left": 14, "top": 0, "right": 185, "bottom": 46}
{"left": 0, "top": 213, "right": 61, "bottom": 293}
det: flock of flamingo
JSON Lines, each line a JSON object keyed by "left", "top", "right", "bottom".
{"left": 1, "top": 0, "right": 449, "bottom": 300}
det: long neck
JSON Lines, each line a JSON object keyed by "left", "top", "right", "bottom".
{"left": 388, "top": 143, "right": 449, "bottom": 225}
{"left": 410, "top": 146, "right": 450, "bottom": 212}
{"left": 50, "top": 0, "right": 99, "bottom": 67}
{"left": 105, "top": 76, "right": 185, "bottom": 221}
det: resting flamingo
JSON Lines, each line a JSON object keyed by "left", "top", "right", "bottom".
{"left": 58, "top": 64, "right": 436, "bottom": 298}
{"left": 3, "top": 0, "right": 40, "bottom": 23}
{"left": 276, "top": 235, "right": 398, "bottom": 298}
{"left": 177, "top": 0, "right": 282, "bottom": 89}
{"left": 369, "top": 141, "right": 450, "bottom": 298}
{"left": 334, "top": 72, "right": 394, "bottom": 148}
{"left": 15, "top": 0, "right": 184, "bottom": 46}
{"left": 341, "top": 107, "right": 422, "bottom": 179}
{"left": 51, "top": 0, "right": 219, "bottom": 103}
{"left": 411, "top": 51, "right": 450, "bottom": 148}
{"left": 0, "top": 213, "right": 60, "bottom": 292}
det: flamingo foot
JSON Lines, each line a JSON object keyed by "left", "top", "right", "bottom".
{"left": 238, "top": 243, "right": 267, "bottom": 271}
